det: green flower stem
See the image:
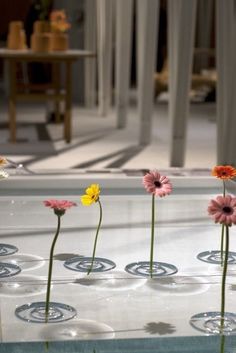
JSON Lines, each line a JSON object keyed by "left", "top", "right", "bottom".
{"left": 220, "top": 224, "right": 225, "bottom": 266}
{"left": 223, "top": 180, "right": 226, "bottom": 197}
{"left": 150, "top": 194, "right": 155, "bottom": 278}
{"left": 220, "top": 225, "right": 229, "bottom": 334}
{"left": 220, "top": 181, "right": 226, "bottom": 267}
{"left": 87, "top": 199, "right": 102, "bottom": 275}
{"left": 45, "top": 214, "right": 61, "bottom": 323}
{"left": 220, "top": 335, "right": 225, "bottom": 353}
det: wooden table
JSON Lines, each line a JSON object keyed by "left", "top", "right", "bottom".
{"left": 0, "top": 49, "right": 95, "bottom": 143}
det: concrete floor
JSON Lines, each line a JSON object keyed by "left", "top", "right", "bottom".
{"left": 0, "top": 97, "right": 216, "bottom": 172}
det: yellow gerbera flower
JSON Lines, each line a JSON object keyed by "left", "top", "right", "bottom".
{"left": 81, "top": 184, "right": 100, "bottom": 206}
{"left": 80, "top": 183, "right": 103, "bottom": 275}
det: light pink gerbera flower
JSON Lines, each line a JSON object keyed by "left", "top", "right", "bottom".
{"left": 143, "top": 170, "right": 172, "bottom": 197}
{"left": 43, "top": 198, "right": 77, "bottom": 322}
{"left": 208, "top": 195, "right": 236, "bottom": 226}
{"left": 44, "top": 200, "right": 77, "bottom": 216}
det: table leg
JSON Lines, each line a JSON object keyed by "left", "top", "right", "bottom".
{"left": 64, "top": 61, "right": 72, "bottom": 143}
{"left": 8, "top": 60, "right": 17, "bottom": 143}
{"left": 53, "top": 63, "right": 61, "bottom": 124}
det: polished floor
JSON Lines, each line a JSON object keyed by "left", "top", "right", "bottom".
{"left": 0, "top": 96, "right": 216, "bottom": 172}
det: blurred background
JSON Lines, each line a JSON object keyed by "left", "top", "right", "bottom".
{"left": 0, "top": 0, "right": 221, "bottom": 172}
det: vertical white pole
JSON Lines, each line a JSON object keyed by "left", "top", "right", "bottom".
{"left": 137, "top": 0, "right": 159, "bottom": 145}
{"left": 216, "top": 0, "right": 236, "bottom": 165}
{"left": 84, "top": 0, "right": 97, "bottom": 108}
{"left": 97, "top": 0, "right": 113, "bottom": 116}
{"left": 196, "top": 0, "right": 214, "bottom": 72}
{"left": 168, "top": 0, "right": 197, "bottom": 167}
{"left": 115, "top": 0, "right": 133, "bottom": 128}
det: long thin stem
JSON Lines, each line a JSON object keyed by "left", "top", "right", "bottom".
{"left": 87, "top": 200, "right": 103, "bottom": 275}
{"left": 150, "top": 194, "right": 155, "bottom": 278}
{"left": 223, "top": 180, "right": 226, "bottom": 197}
{"left": 220, "top": 335, "right": 225, "bottom": 353}
{"left": 220, "top": 225, "right": 229, "bottom": 333}
{"left": 45, "top": 215, "right": 61, "bottom": 323}
{"left": 220, "top": 224, "right": 225, "bottom": 266}
{"left": 220, "top": 181, "right": 226, "bottom": 267}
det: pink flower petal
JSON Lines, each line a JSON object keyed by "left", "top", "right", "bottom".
{"left": 208, "top": 195, "right": 236, "bottom": 226}
{"left": 44, "top": 199, "right": 77, "bottom": 212}
{"left": 143, "top": 170, "right": 172, "bottom": 197}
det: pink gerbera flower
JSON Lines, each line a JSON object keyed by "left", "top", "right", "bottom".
{"left": 44, "top": 199, "right": 77, "bottom": 216}
{"left": 143, "top": 170, "right": 172, "bottom": 197}
{"left": 208, "top": 195, "right": 236, "bottom": 226}
{"left": 43, "top": 198, "right": 77, "bottom": 322}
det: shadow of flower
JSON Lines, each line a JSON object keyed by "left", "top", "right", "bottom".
{"left": 54, "top": 253, "right": 84, "bottom": 261}
{"left": 144, "top": 322, "right": 176, "bottom": 335}
{"left": 74, "top": 278, "right": 96, "bottom": 286}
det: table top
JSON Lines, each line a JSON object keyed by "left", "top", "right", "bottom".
{"left": 0, "top": 49, "right": 96, "bottom": 61}
{"left": 0, "top": 172, "right": 236, "bottom": 353}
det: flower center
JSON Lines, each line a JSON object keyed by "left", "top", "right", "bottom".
{"left": 54, "top": 209, "right": 65, "bottom": 216}
{"left": 222, "top": 206, "right": 232, "bottom": 214}
{"left": 154, "top": 181, "right": 161, "bottom": 188}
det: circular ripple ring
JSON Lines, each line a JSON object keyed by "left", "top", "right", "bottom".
{"left": 190, "top": 311, "right": 236, "bottom": 334}
{"left": 15, "top": 302, "right": 77, "bottom": 323}
{"left": 197, "top": 250, "right": 236, "bottom": 264}
{"left": 125, "top": 261, "right": 178, "bottom": 278}
{"left": 0, "top": 244, "right": 18, "bottom": 256}
{"left": 0, "top": 262, "right": 21, "bottom": 278}
{"left": 30, "top": 306, "right": 63, "bottom": 320}
{"left": 64, "top": 257, "right": 116, "bottom": 273}
{"left": 75, "top": 260, "right": 105, "bottom": 271}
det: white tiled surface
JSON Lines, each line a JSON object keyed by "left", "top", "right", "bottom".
{"left": 0, "top": 178, "right": 235, "bottom": 343}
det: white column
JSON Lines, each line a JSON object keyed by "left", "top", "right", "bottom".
{"left": 97, "top": 0, "right": 113, "bottom": 116}
{"left": 168, "top": 0, "right": 197, "bottom": 167}
{"left": 115, "top": 0, "right": 133, "bottom": 128}
{"left": 137, "top": 0, "right": 159, "bottom": 145}
{"left": 216, "top": 0, "right": 236, "bottom": 165}
{"left": 84, "top": 0, "right": 97, "bottom": 108}
{"left": 196, "top": 0, "right": 214, "bottom": 72}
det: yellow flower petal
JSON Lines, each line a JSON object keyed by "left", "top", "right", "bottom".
{"left": 90, "top": 184, "right": 100, "bottom": 197}
{"left": 81, "top": 184, "right": 101, "bottom": 206}
{"left": 91, "top": 184, "right": 100, "bottom": 194}
{"left": 81, "top": 195, "right": 93, "bottom": 206}
{"left": 86, "top": 186, "right": 94, "bottom": 196}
